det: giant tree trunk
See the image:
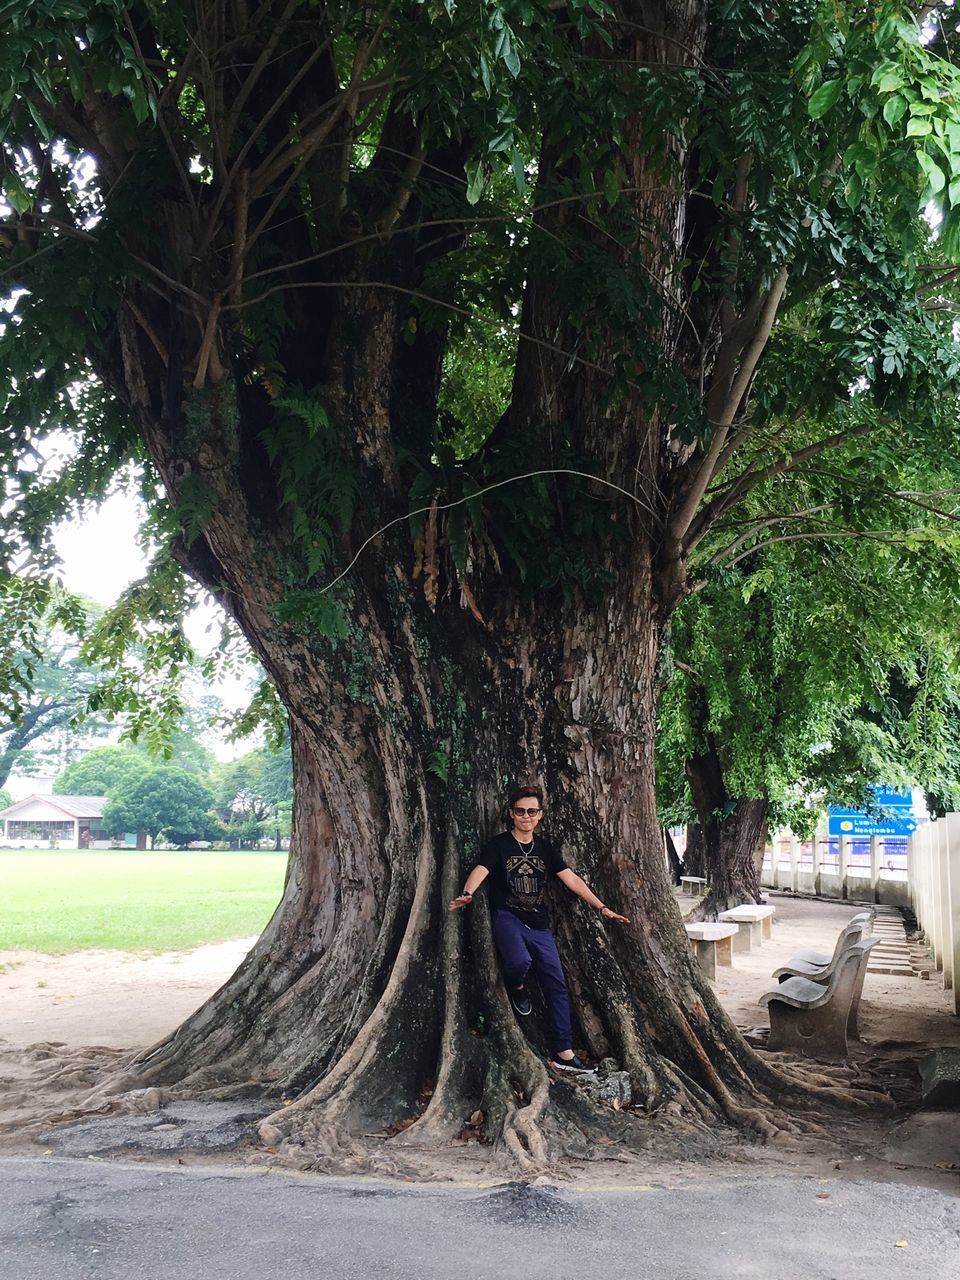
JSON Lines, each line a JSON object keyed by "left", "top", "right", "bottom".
{"left": 47, "top": 1, "right": 875, "bottom": 1168}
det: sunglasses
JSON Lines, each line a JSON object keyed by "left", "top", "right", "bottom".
{"left": 512, "top": 806, "right": 542, "bottom": 816}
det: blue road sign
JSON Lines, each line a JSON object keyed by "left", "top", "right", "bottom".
{"left": 868, "top": 787, "right": 913, "bottom": 810}
{"left": 828, "top": 786, "right": 917, "bottom": 837}
{"left": 827, "top": 811, "right": 917, "bottom": 837}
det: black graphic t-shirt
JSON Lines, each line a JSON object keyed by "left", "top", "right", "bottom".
{"left": 477, "top": 831, "right": 568, "bottom": 928}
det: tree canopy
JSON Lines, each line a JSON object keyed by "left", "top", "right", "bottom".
{"left": 54, "top": 743, "right": 153, "bottom": 796}
{"left": 658, "top": 447, "right": 960, "bottom": 837}
{"left": 0, "top": 594, "right": 110, "bottom": 786}
{"left": 102, "top": 764, "right": 217, "bottom": 846}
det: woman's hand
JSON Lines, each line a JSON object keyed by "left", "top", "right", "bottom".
{"left": 599, "top": 905, "right": 630, "bottom": 924}
{"left": 448, "top": 893, "right": 473, "bottom": 911}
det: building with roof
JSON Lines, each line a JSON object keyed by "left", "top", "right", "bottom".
{"left": 0, "top": 794, "right": 146, "bottom": 849}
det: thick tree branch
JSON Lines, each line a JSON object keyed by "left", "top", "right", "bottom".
{"left": 685, "top": 421, "right": 876, "bottom": 548}
{"left": 670, "top": 265, "right": 790, "bottom": 550}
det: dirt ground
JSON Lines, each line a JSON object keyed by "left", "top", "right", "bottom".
{"left": 0, "top": 937, "right": 257, "bottom": 1050}
{"left": 704, "top": 894, "right": 959, "bottom": 1049}
{"left": 1, "top": 896, "right": 958, "bottom": 1187}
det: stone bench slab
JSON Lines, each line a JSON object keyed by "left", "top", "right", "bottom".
{"left": 685, "top": 923, "right": 739, "bottom": 941}
{"left": 684, "top": 923, "right": 739, "bottom": 979}
{"left": 718, "top": 905, "right": 775, "bottom": 922}
{"left": 680, "top": 877, "right": 708, "bottom": 897}
{"left": 718, "top": 904, "right": 775, "bottom": 951}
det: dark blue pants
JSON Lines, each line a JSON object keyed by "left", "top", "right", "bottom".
{"left": 492, "top": 908, "right": 573, "bottom": 1053}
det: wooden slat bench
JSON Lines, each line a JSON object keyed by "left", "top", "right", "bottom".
{"left": 684, "top": 923, "right": 739, "bottom": 980}
{"left": 758, "top": 937, "right": 879, "bottom": 1058}
{"left": 717, "top": 904, "right": 776, "bottom": 952}
{"left": 679, "top": 876, "right": 708, "bottom": 897}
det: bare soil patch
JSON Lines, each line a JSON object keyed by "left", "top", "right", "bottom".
{"left": 1, "top": 939, "right": 256, "bottom": 1050}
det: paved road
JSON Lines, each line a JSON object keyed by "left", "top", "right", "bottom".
{"left": 1, "top": 1157, "right": 958, "bottom": 1280}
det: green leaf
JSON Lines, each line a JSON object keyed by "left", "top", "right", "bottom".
{"left": 918, "top": 151, "right": 946, "bottom": 194}
{"left": 425, "top": 749, "right": 450, "bottom": 783}
{"left": 906, "top": 118, "right": 932, "bottom": 138}
{"left": 808, "top": 79, "right": 843, "bottom": 120}
{"left": 511, "top": 146, "right": 526, "bottom": 196}
{"left": 882, "top": 95, "right": 907, "bottom": 128}
{"left": 941, "top": 207, "right": 960, "bottom": 261}
{"left": 2, "top": 172, "right": 32, "bottom": 214}
{"left": 465, "top": 160, "right": 484, "bottom": 205}
{"left": 844, "top": 171, "right": 863, "bottom": 209}
{"left": 875, "top": 72, "right": 903, "bottom": 94}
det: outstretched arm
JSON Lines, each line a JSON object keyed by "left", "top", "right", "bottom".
{"left": 448, "top": 865, "right": 490, "bottom": 911}
{"left": 556, "top": 868, "right": 630, "bottom": 923}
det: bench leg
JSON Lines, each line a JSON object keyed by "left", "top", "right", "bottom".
{"left": 748, "top": 920, "right": 763, "bottom": 948}
{"left": 715, "top": 936, "right": 733, "bottom": 967}
{"left": 730, "top": 923, "right": 753, "bottom": 954}
{"left": 761, "top": 916, "right": 773, "bottom": 940}
{"left": 694, "top": 939, "right": 717, "bottom": 980}
{"left": 848, "top": 955, "right": 871, "bottom": 1039}
{"left": 766, "top": 1000, "right": 850, "bottom": 1058}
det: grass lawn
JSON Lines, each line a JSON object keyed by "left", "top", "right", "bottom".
{"left": 0, "top": 850, "right": 287, "bottom": 954}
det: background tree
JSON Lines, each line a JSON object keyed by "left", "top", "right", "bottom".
{"left": 657, "top": 486, "right": 960, "bottom": 908}
{"left": 0, "top": 594, "right": 110, "bottom": 787}
{"left": 102, "top": 766, "right": 217, "bottom": 848}
{"left": 214, "top": 740, "right": 294, "bottom": 849}
{"left": 54, "top": 744, "right": 154, "bottom": 797}
{"left": 4, "top": 1, "right": 960, "bottom": 1165}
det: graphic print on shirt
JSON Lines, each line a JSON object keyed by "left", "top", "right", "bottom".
{"left": 505, "top": 853, "right": 546, "bottom": 913}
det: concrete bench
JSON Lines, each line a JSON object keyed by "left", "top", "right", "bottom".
{"left": 717, "top": 904, "right": 776, "bottom": 952}
{"left": 759, "top": 938, "right": 878, "bottom": 1058}
{"left": 780, "top": 912, "right": 872, "bottom": 972}
{"left": 774, "top": 913, "right": 874, "bottom": 1037}
{"left": 680, "top": 876, "right": 708, "bottom": 897}
{"left": 684, "top": 923, "right": 739, "bottom": 979}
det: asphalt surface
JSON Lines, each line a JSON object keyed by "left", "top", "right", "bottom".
{"left": 1, "top": 1156, "right": 959, "bottom": 1280}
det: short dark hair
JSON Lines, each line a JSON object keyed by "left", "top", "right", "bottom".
{"left": 507, "top": 784, "right": 544, "bottom": 812}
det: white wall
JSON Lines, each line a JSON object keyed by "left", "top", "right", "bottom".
{"left": 909, "top": 817, "right": 960, "bottom": 1016}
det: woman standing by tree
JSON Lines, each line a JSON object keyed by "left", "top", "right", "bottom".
{"left": 450, "top": 785, "right": 629, "bottom": 1073}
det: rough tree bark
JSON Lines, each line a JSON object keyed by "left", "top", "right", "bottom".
{"left": 685, "top": 743, "right": 770, "bottom": 914}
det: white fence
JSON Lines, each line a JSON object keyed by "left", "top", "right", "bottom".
{"left": 761, "top": 828, "right": 910, "bottom": 909}
{"left": 908, "top": 816, "right": 960, "bottom": 1015}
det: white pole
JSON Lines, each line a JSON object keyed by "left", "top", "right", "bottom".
{"left": 812, "top": 823, "right": 823, "bottom": 896}
{"left": 942, "top": 819, "right": 957, "bottom": 988}
{"left": 839, "top": 835, "right": 850, "bottom": 901}
{"left": 870, "top": 835, "right": 881, "bottom": 904}
{"left": 945, "top": 815, "right": 960, "bottom": 1015}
